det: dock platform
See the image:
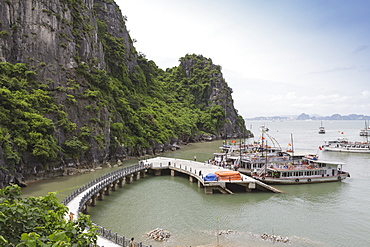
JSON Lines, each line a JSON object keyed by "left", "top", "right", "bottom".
{"left": 144, "top": 157, "right": 282, "bottom": 194}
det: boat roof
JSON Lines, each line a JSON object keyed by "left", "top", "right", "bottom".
{"left": 309, "top": 159, "right": 345, "bottom": 166}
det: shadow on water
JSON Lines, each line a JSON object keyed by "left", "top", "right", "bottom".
{"left": 21, "top": 158, "right": 141, "bottom": 200}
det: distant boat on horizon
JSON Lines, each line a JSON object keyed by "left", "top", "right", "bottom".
{"left": 260, "top": 123, "right": 269, "bottom": 132}
{"left": 359, "top": 120, "right": 370, "bottom": 136}
{"left": 319, "top": 121, "right": 325, "bottom": 134}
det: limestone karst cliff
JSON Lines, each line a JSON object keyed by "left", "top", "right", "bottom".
{"left": 0, "top": 0, "right": 251, "bottom": 188}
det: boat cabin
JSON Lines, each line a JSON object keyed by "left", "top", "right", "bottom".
{"left": 266, "top": 159, "right": 345, "bottom": 179}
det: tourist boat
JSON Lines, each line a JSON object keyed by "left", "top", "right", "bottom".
{"left": 322, "top": 138, "right": 370, "bottom": 153}
{"left": 319, "top": 121, "right": 325, "bottom": 134}
{"left": 359, "top": 121, "right": 370, "bottom": 136}
{"left": 260, "top": 124, "right": 269, "bottom": 132}
{"left": 238, "top": 151, "right": 307, "bottom": 175}
{"left": 211, "top": 152, "right": 240, "bottom": 167}
{"left": 212, "top": 142, "right": 284, "bottom": 170}
{"left": 252, "top": 158, "right": 350, "bottom": 184}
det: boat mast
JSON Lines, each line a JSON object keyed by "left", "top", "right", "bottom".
{"left": 366, "top": 120, "right": 369, "bottom": 143}
{"left": 265, "top": 137, "right": 268, "bottom": 174}
{"left": 224, "top": 104, "right": 227, "bottom": 162}
{"left": 262, "top": 130, "right": 267, "bottom": 175}
{"left": 239, "top": 132, "right": 242, "bottom": 166}
{"left": 291, "top": 133, "right": 295, "bottom": 164}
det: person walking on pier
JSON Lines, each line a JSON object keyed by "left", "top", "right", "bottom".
{"left": 68, "top": 212, "right": 74, "bottom": 221}
{"left": 130, "top": 237, "right": 135, "bottom": 247}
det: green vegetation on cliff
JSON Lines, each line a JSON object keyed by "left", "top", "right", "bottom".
{"left": 0, "top": 0, "right": 248, "bottom": 186}
{"left": 0, "top": 63, "right": 61, "bottom": 167}
{"left": 0, "top": 52, "right": 246, "bottom": 169}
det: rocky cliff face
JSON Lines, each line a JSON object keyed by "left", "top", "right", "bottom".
{"left": 1, "top": 0, "right": 105, "bottom": 81}
{"left": 0, "top": 0, "right": 249, "bottom": 188}
{"left": 179, "top": 55, "right": 248, "bottom": 139}
{"left": 0, "top": 0, "right": 132, "bottom": 187}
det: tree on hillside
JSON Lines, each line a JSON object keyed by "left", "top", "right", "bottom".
{"left": 0, "top": 184, "right": 97, "bottom": 246}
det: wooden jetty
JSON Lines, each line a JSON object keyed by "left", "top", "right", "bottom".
{"left": 145, "top": 157, "right": 282, "bottom": 194}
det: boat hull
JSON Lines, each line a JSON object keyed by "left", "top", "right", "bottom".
{"left": 254, "top": 173, "right": 349, "bottom": 184}
{"left": 323, "top": 147, "right": 370, "bottom": 153}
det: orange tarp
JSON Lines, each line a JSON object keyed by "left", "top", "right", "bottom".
{"left": 214, "top": 171, "right": 242, "bottom": 181}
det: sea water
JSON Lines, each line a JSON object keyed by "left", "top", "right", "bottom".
{"left": 22, "top": 121, "right": 370, "bottom": 246}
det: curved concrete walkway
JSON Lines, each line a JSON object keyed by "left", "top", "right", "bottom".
{"left": 63, "top": 163, "right": 151, "bottom": 246}
{"left": 63, "top": 157, "right": 281, "bottom": 247}
{"left": 65, "top": 180, "right": 121, "bottom": 247}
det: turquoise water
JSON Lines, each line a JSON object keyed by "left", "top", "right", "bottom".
{"left": 22, "top": 121, "right": 370, "bottom": 246}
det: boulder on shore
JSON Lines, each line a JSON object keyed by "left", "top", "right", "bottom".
{"left": 147, "top": 228, "right": 171, "bottom": 241}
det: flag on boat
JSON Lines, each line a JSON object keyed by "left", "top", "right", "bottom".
{"left": 319, "top": 146, "right": 323, "bottom": 150}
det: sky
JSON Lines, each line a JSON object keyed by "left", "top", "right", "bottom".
{"left": 115, "top": 0, "right": 370, "bottom": 118}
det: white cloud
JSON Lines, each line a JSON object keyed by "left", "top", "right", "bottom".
{"left": 361, "top": 91, "right": 370, "bottom": 98}
{"left": 116, "top": 0, "right": 370, "bottom": 118}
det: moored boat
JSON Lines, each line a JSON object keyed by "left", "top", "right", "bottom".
{"left": 238, "top": 151, "right": 308, "bottom": 175}
{"left": 359, "top": 121, "right": 370, "bottom": 136}
{"left": 260, "top": 124, "right": 269, "bottom": 132}
{"left": 322, "top": 138, "right": 370, "bottom": 153}
{"left": 252, "top": 158, "right": 349, "bottom": 184}
{"left": 319, "top": 121, "right": 325, "bottom": 134}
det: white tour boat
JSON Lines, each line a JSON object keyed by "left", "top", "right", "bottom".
{"left": 252, "top": 158, "right": 350, "bottom": 184}
{"left": 260, "top": 124, "right": 269, "bottom": 132}
{"left": 319, "top": 121, "right": 325, "bottom": 134}
{"left": 359, "top": 121, "right": 370, "bottom": 136}
{"left": 322, "top": 138, "right": 370, "bottom": 153}
{"left": 238, "top": 151, "right": 307, "bottom": 175}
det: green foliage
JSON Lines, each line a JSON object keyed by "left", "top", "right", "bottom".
{"left": 0, "top": 62, "right": 62, "bottom": 165}
{"left": 0, "top": 1, "right": 246, "bottom": 168}
{"left": 0, "top": 31, "right": 9, "bottom": 36}
{"left": 0, "top": 184, "right": 97, "bottom": 246}
{"left": 62, "top": 136, "right": 89, "bottom": 158}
